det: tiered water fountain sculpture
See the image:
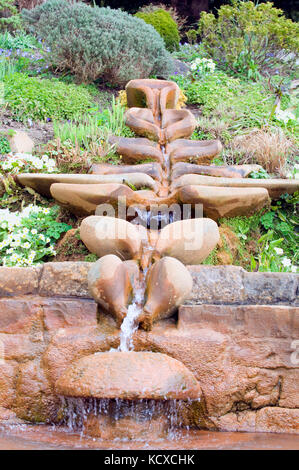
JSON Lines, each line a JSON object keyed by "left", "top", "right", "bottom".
{"left": 16, "top": 79, "right": 299, "bottom": 440}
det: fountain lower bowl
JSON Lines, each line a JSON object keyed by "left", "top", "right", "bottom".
{"left": 55, "top": 351, "right": 201, "bottom": 400}
{"left": 56, "top": 351, "right": 201, "bottom": 441}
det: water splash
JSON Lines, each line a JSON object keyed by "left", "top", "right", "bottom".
{"left": 118, "top": 284, "right": 144, "bottom": 352}
{"left": 61, "top": 397, "right": 190, "bottom": 441}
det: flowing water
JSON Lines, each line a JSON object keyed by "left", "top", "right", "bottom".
{"left": 118, "top": 282, "right": 145, "bottom": 352}
{"left": 0, "top": 423, "right": 298, "bottom": 450}
{"left": 60, "top": 397, "right": 189, "bottom": 441}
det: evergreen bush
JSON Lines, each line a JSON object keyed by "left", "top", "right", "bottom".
{"left": 22, "top": 0, "right": 173, "bottom": 85}
{"left": 136, "top": 9, "right": 180, "bottom": 52}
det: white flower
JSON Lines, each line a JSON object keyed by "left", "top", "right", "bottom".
{"left": 23, "top": 242, "right": 31, "bottom": 249}
{"left": 31, "top": 229, "right": 38, "bottom": 235}
{"left": 274, "top": 247, "right": 283, "bottom": 255}
{"left": 281, "top": 257, "right": 291, "bottom": 267}
{"left": 275, "top": 109, "right": 296, "bottom": 123}
{"left": 291, "top": 266, "right": 297, "bottom": 273}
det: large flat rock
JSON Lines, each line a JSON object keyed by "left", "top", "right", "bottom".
{"left": 55, "top": 351, "right": 201, "bottom": 400}
{"left": 171, "top": 163, "right": 262, "bottom": 180}
{"left": 172, "top": 174, "right": 299, "bottom": 199}
{"left": 17, "top": 172, "right": 158, "bottom": 197}
{"left": 91, "top": 162, "right": 163, "bottom": 181}
{"left": 167, "top": 138, "right": 222, "bottom": 164}
{"left": 179, "top": 185, "right": 270, "bottom": 219}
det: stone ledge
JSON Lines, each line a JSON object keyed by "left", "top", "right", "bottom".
{"left": 0, "top": 263, "right": 298, "bottom": 305}
{"left": 0, "top": 266, "right": 42, "bottom": 297}
{"left": 210, "top": 407, "right": 299, "bottom": 434}
{"left": 0, "top": 296, "right": 97, "bottom": 334}
{"left": 178, "top": 304, "right": 299, "bottom": 339}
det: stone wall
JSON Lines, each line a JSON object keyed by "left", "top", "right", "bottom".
{"left": 0, "top": 262, "right": 298, "bottom": 433}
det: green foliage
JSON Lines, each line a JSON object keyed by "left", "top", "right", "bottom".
{"left": 220, "top": 193, "right": 298, "bottom": 272}
{"left": 249, "top": 168, "right": 270, "bottom": 179}
{"left": 172, "top": 72, "right": 239, "bottom": 112}
{"left": 198, "top": 1, "right": 299, "bottom": 78}
{"left": 172, "top": 42, "right": 207, "bottom": 63}
{"left": 0, "top": 31, "right": 39, "bottom": 49}
{"left": 22, "top": 0, "right": 172, "bottom": 85}
{"left": 172, "top": 71, "right": 296, "bottom": 137}
{"left": 0, "top": 204, "right": 71, "bottom": 267}
{"left": 136, "top": 9, "right": 179, "bottom": 52}
{"left": 96, "top": 97, "right": 135, "bottom": 137}
{"left": 259, "top": 192, "right": 299, "bottom": 265}
{"left": 251, "top": 230, "right": 297, "bottom": 273}
{"left": 52, "top": 97, "right": 133, "bottom": 163}
{"left": 0, "top": 0, "right": 21, "bottom": 31}
{"left": 0, "top": 135, "right": 10, "bottom": 154}
{"left": 3, "top": 72, "right": 94, "bottom": 121}
{"left": 221, "top": 213, "right": 261, "bottom": 243}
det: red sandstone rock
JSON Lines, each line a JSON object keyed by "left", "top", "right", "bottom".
{"left": 108, "top": 136, "right": 163, "bottom": 164}
{"left": 0, "top": 266, "right": 41, "bottom": 297}
{"left": 139, "top": 257, "right": 193, "bottom": 330}
{"left": 256, "top": 407, "right": 299, "bottom": 434}
{"left": 155, "top": 218, "right": 220, "bottom": 264}
{"left": 171, "top": 163, "right": 262, "bottom": 180}
{"left": 39, "top": 262, "right": 90, "bottom": 297}
{"left": 80, "top": 216, "right": 143, "bottom": 260}
{"left": 162, "top": 109, "right": 197, "bottom": 142}
{"left": 84, "top": 413, "right": 168, "bottom": 440}
{"left": 15, "top": 359, "right": 58, "bottom": 423}
{"left": 173, "top": 174, "right": 299, "bottom": 199}
{"left": 55, "top": 351, "right": 201, "bottom": 400}
{"left": 167, "top": 139, "right": 222, "bottom": 164}
{"left": 17, "top": 172, "right": 158, "bottom": 197}
{"left": 0, "top": 362, "right": 17, "bottom": 408}
{"left": 87, "top": 255, "right": 132, "bottom": 326}
{"left": 126, "top": 79, "right": 180, "bottom": 116}
{"left": 91, "top": 162, "right": 163, "bottom": 181}
{"left": 125, "top": 108, "right": 161, "bottom": 141}
{"left": 179, "top": 185, "right": 270, "bottom": 219}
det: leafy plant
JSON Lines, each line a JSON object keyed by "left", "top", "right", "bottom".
{"left": 136, "top": 9, "right": 180, "bottom": 52}
{"left": 0, "top": 31, "right": 40, "bottom": 50}
{"left": 251, "top": 230, "right": 297, "bottom": 273}
{"left": 198, "top": 1, "right": 299, "bottom": 77}
{"left": 0, "top": 135, "right": 11, "bottom": 154}
{"left": 249, "top": 168, "right": 270, "bottom": 179}
{"left": 3, "top": 72, "right": 94, "bottom": 121}
{"left": 0, "top": 204, "right": 71, "bottom": 267}
{"left": 22, "top": 0, "right": 173, "bottom": 85}
{"left": 0, "top": 153, "right": 57, "bottom": 174}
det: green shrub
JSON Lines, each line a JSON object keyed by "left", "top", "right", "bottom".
{"left": 4, "top": 73, "right": 94, "bottom": 121}
{"left": 136, "top": 9, "right": 179, "bottom": 52}
{"left": 22, "top": 0, "right": 172, "bottom": 85}
{"left": 198, "top": 1, "right": 299, "bottom": 77}
{"left": 0, "top": 0, "right": 21, "bottom": 31}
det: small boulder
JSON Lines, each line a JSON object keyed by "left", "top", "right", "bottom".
{"left": 155, "top": 218, "right": 220, "bottom": 265}
{"left": 6, "top": 131, "right": 34, "bottom": 154}
{"left": 80, "top": 216, "right": 142, "bottom": 260}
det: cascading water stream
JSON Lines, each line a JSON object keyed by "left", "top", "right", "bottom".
{"left": 118, "top": 278, "right": 145, "bottom": 352}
